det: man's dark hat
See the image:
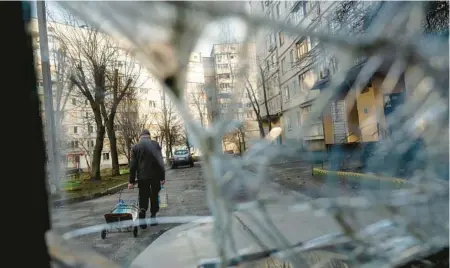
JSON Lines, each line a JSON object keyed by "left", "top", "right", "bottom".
{"left": 140, "top": 129, "right": 150, "bottom": 136}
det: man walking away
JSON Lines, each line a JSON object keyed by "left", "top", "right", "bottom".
{"left": 128, "top": 129, "right": 166, "bottom": 229}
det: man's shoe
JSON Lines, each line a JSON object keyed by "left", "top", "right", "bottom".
{"left": 139, "top": 212, "right": 147, "bottom": 229}
{"left": 150, "top": 215, "right": 158, "bottom": 226}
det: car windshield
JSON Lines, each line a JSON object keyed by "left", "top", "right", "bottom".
{"left": 25, "top": 1, "right": 449, "bottom": 268}
{"left": 174, "top": 150, "right": 188, "bottom": 155}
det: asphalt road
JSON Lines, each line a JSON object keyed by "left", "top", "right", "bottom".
{"left": 51, "top": 163, "right": 209, "bottom": 267}
{"left": 49, "top": 160, "right": 374, "bottom": 267}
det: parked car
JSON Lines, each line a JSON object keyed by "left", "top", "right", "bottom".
{"left": 171, "top": 149, "right": 194, "bottom": 168}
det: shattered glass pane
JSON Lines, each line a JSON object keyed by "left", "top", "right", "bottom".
{"left": 31, "top": 1, "right": 449, "bottom": 267}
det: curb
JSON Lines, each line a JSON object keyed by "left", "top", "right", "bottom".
{"left": 53, "top": 167, "right": 171, "bottom": 207}
{"left": 312, "top": 168, "right": 408, "bottom": 186}
{"left": 52, "top": 182, "right": 129, "bottom": 207}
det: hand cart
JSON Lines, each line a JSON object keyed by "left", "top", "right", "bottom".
{"left": 100, "top": 188, "right": 140, "bottom": 239}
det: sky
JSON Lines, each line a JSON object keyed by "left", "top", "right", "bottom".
{"left": 29, "top": 1, "right": 247, "bottom": 57}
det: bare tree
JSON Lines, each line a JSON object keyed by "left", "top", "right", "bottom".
{"left": 115, "top": 90, "right": 156, "bottom": 164}
{"left": 188, "top": 83, "right": 207, "bottom": 127}
{"left": 244, "top": 57, "right": 283, "bottom": 138}
{"left": 244, "top": 75, "right": 265, "bottom": 138}
{"left": 159, "top": 95, "right": 184, "bottom": 161}
{"left": 50, "top": 12, "right": 141, "bottom": 180}
{"left": 101, "top": 58, "right": 143, "bottom": 176}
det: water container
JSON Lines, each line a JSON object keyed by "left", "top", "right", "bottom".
{"left": 159, "top": 185, "right": 168, "bottom": 208}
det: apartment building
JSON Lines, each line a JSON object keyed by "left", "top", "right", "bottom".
{"left": 205, "top": 43, "right": 260, "bottom": 153}
{"left": 185, "top": 52, "right": 208, "bottom": 128}
{"left": 250, "top": 1, "right": 333, "bottom": 150}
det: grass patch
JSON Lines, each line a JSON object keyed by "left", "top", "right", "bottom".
{"left": 59, "top": 173, "right": 129, "bottom": 199}
{"left": 120, "top": 168, "right": 130, "bottom": 175}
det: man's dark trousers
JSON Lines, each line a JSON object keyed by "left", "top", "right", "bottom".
{"left": 138, "top": 179, "right": 161, "bottom": 217}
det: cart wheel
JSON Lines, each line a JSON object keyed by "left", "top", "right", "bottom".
{"left": 133, "top": 226, "right": 138, "bottom": 237}
{"left": 101, "top": 230, "right": 106, "bottom": 239}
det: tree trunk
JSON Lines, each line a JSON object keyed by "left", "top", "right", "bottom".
{"left": 106, "top": 120, "right": 120, "bottom": 176}
{"left": 257, "top": 117, "right": 265, "bottom": 138}
{"left": 91, "top": 124, "right": 105, "bottom": 180}
{"left": 165, "top": 129, "right": 170, "bottom": 161}
{"left": 241, "top": 130, "right": 246, "bottom": 152}
{"left": 84, "top": 152, "right": 91, "bottom": 173}
{"left": 260, "top": 66, "right": 272, "bottom": 131}
{"left": 126, "top": 137, "right": 132, "bottom": 166}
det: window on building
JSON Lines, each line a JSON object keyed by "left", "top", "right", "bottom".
{"left": 246, "top": 111, "right": 253, "bottom": 119}
{"left": 89, "top": 140, "right": 94, "bottom": 148}
{"left": 149, "top": 100, "right": 156, "bottom": 108}
{"left": 219, "top": 83, "right": 231, "bottom": 90}
{"left": 284, "top": 85, "right": 290, "bottom": 101}
{"left": 103, "top": 153, "right": 110, "bottom": 160}
{"left": 72, "top": 98, "right": 76, "bottom": 105}
{"left": 73, "top": 126, "right": 78, "bottom": 134}
{"left": 281, "top": 57, "right": 287, "bottom": 74}
{"left": 246, "top": 102, "right": 252, "bottom": 108}
{"left": 299, "top": 73, "right": 307, "bottom": 92}
{"left": 279, "top": 31, "right": 285, "bottom": 46}
{"left": 292, "top": 1, "right": 307, "bottom": 25}
{"left": 48, "top": 35, "right": 56, "bottom": 43}
{"left": 286, "top": 116, "right": 292, "bottom": 130}
{"left": 276, "top": 3, "right": 280, "bottom": 19}
{"left": 88, "top": 125, "right": 93, "bottom": 133}
{"left": 218, "top": 73, "right": 230, "bottom": 79}
{"left": 218, "top": 64, "right": 228, "bottom": 69}
{"left": 272, "top": 74, "right": 279, "bottom": 93}
{"left": 270, "top": 54, "right": 275, "bottom": 69}
{"left": 311, "top": 37, "right": 319, "bottom": 48}
{"left": 292, "top": 79, "right": 299, "bottom": 96}
{"left": 286, "top": 16, "right": 292, "bottom": 27}
{"left": 71, "top": 140, "right": 79, "bottom": 148}
{"left": 85, "top": 112, "right": 89, "bottom": 118}
{"left": 301, "top": 106, "right": 312, "bottom": 125}
{"left": 290, "top": 49, "right": 295, "bottom": 67}
{"left": 296, "top": 39, "right": 309, "bottom": 60}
